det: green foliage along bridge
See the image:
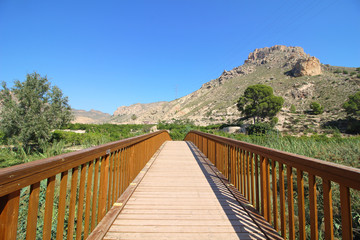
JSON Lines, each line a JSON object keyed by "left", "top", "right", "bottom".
{"left": 0, "top": 130, "right": 359, "bottom": 239}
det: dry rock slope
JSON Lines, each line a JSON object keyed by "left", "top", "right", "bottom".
{"left": 75, "top": 45, "right": 360, "bottom": 132}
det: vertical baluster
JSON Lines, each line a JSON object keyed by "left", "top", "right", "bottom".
{"left": 26, "top": 182, "right": 41, "bottom": 240}
{"left": 130, "top": 145, "right": 135, "bottom": 181}
{"left": 272, "top": 160, "right": 278, "bottom": 231}
{"left": 279, "top": 163, "right": 286, "bottom": 238}
{"left": 247, "top": 151, "right": 250, "bottom": 201}
{"left": 67, "top": 167, "right": 79, "bottom": 239}
{"left": 241, "top": 149, "right": 245, "bottom": 194}
{"left": 287, "top": 166, "right": 295, "bottom": 240}
{"left": 98, "top": 154, "right": 110, "bottom": 222}
{"left": 84, "top": 160, "right": 94, "bottom": 238}
{"left": 56, "top": 171, "right": 68, "bottom": 240}
{"left": 124, "top": 147, "right": 129, "bottom": 191}
{"left": 113, "top": 150, "right": 118, "bottom": 202}
{"left": 226, "top": 145, "right": 229, "bottom": 180}
{"left": 266, "top": 158, "right": 271, "bottom": 223}
{"left": 309, "top": 174, "right": 318, "bottom": 240}
{"left": 232, "top": 146, "right": 235, "bottom": 186}
{"left": 255, "top": 154, "right": 260, "bottom": 212}
{"left": 91, "top": 158, "right": 100, "bottom": 230}
{"left": 250, "top": 152, "right": 255, "bottom": 206}
{"left": 235, "top": 147, "right": 239, "bottom": 190}
{"left": 340, "top": 185, "right": 352, "bottom": 240}
{"left": 115, "top": 150, "right": 121, "bottom": 199}
{"left": 323, "top": 179, "right": 334, "bottom": 240}
{"left": 0, "top": 190, "right": 20, "bottom": 240}
{"left": 260, "top": 156, "right": 267, "bottom": 219}
{"left": 108, "top": 152, "right": 114, "bottom": 209}
{"left": 43, "top": 176, "right": 56, "bottom": 240}
{"left": 223, "top": 144, "right": 226, "bottom": 175}
{"left": 238, "top": 148, "right": 241, "bottom": 193}
{"left": 214, "top": 142, "right": 217, "bottom": 168}
{"left": 297, "top": 169, "right": 305, "bottom": 240}
{"left": 76, "top": 164, "right": 87, "bottom": 240}
{"left": 120, "top": 149, "right": 126, "bottom": 195}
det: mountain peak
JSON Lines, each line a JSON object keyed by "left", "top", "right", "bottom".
{"left": 245, "top": 45, "right": 308, "bottom": 67}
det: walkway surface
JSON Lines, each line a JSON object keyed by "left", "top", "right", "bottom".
{"left": 103, "top": 141, "right": 267, "bottom": 240}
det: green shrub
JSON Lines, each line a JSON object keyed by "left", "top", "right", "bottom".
{"left": 343, "top": 70, "right": 348, "bottom": 74}
{"left": 334, "top": 69, "right": 341, "bottom": 73}
{"left": 290, "top": 104, "right": 296, "bottom": 113}
{"left": 343, "top": 91, "right": 360, "bottom": 116}
{"left": 247, "top": 123, "right": 273, "bottom": 135}
{"left": 270, "top": 117, "right": 278, "bottom": 127}
{"left": 310, "top": 101, "right": 324, "bottom": 115}
{"left": 350, "top": 71, "right": 356, "bottom": 76}
{"left": 52, "top": 130, "right": 82, "bottom": 145}
{"left": 357, "top": 74, "right": 360, "bottom": 78}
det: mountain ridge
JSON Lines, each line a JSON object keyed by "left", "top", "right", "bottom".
{"left": 73, "top": 45, "right": 360, "bottom": 133}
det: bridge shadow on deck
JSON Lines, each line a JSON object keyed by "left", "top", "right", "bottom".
{"left": 186, "top": 142, "right": 283, "bottom": 240}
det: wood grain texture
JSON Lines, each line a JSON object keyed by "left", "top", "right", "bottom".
{"left": 103, "top": 141, "right": 271, "bottom": 240}
{"left": 43, "top": 176, "right": 56, "bottom": 240}
{"left": 0, "top": 190, "right": 20, "bottom": 240}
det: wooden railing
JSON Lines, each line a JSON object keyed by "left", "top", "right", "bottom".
{"left": 0, "top": 130, "right": 171, "bottom": 240}
{"left": 185, "top": 130, "right": 360, "bottom": 240}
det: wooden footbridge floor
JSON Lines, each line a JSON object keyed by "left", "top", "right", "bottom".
{"left": 103, "top": 141, "right": 274, "bottom": 240}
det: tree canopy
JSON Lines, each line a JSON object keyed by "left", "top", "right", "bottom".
{"left": 343, "top": 91, "right": 360, "bottom": 117}
{"left": 310, "top": 101, "right": 324, "bottom": 115}
{"left": 237, "top": 84, "right": 284, "bottom": 124}
{"left": 0, "top": 72, "right": 73, "bottom": 149}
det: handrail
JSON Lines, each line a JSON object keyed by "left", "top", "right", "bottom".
{"left": 185, "top": 130, "right": 360, "bottom": 240}
{"left": 0, "top": 130, "right": 171, "bottom": 240}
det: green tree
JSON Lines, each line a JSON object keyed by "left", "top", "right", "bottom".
{"left": 237, "top": 84, "right": 284, "bottom": 124}
{"left": 131, "top": 114, "right": 137, "bottom": 121}
{"left": 343, "top": 91, "right": 360, "bottom": 116}
{"left": 310, "top": 101, "right": 324, "bottom": 115}
{"left": 0, "top": 72, "right": 73, "bottom": 149}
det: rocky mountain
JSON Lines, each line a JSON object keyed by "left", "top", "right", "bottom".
{"left": 74, "top": 45, "right": 360, "bottom": 133}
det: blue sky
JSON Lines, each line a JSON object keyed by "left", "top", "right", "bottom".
{"left": 1, "top": 0, "right": 359, "bottom": 114}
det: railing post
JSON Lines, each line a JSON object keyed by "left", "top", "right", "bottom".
{"left": 323, "top": 179, "right": 334, "bottom": 240}
{"left": 0, "top": 191, "right": 20, "bottom": 240}
{"left": 287, "top": 166, "right": 295, "bottom": 240}
{"left": 279, "top": 163, "right": 286, "bottom": 238}
{"left": 340, "top": 185, "right": 353, "bottom": 240}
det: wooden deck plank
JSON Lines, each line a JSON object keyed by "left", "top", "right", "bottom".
{"left": 104, "top": 141, "right": 270, "bottom": 239}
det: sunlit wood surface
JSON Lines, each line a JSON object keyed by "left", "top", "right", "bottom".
{"left": 104, "top": 141, "right": 266, "bottom": 240}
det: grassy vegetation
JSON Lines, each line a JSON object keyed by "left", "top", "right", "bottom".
{"left": 212, "top": 131, "right": 360, "bottom": 168}
{"left": 2, "top": 122, "right": 359, "bottom": 170}
{"left": 0, "top": 123, "right": 155, "bottom": 168}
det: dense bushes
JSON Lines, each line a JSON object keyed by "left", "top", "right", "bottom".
{"left": 246, "top": 123, "right": 273, "bottom": 135}
{"left": 310, "top": 101, "right": 324, "bottom": 114}
{"left": 157, "top": 121, "right": 220, "bottom": 140}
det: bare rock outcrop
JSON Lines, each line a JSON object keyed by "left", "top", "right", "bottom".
{"left": 291, "top": 57, "right": 322, "bottom": 77}
{"left": 202, "top": 45, "right": 313, "bottom": 90}
{"left": 245, "top": 45, "right": 308, "bottom": 68}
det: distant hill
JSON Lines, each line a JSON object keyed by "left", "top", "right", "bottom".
{"left": 72, "top": 109, "right": 111, "bottom": 124}
{"left": 74, "top": 45, "right": 360, "bottom": 133}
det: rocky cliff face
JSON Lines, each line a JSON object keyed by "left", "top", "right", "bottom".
{"left": 245, "top": 45, "right": 307, "bottom": 67}
{"left": 291, "top": 56, "right": 322, "bottom": 77}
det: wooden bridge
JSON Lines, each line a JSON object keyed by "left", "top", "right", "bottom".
{"left": 0, "top": 130, "right": 359, "bottom": 239}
